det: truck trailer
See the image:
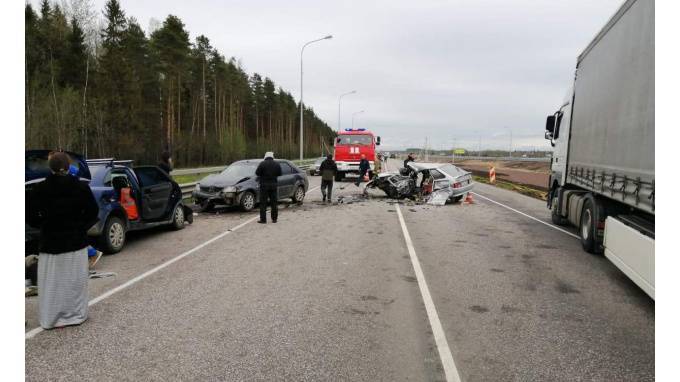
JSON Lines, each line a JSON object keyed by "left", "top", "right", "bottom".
{"left": 544, "top": 0, "right": 654, "bottom": 298}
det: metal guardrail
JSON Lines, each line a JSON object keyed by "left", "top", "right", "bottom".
{"left": 179, "top": 162, "right": 313, "bottom": 200}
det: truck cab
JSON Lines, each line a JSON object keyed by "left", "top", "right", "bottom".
{"left": 333, "top": 128, "right": 381, "bottom": 181}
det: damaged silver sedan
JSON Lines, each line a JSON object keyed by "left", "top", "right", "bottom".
{"left": 365, "top": 162, "right": 474, "bottom": 204}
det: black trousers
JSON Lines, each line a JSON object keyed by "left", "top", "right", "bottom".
{"left": 259, "top": 186, "right": 278, "bottom": 222}
{"left": 321, "top": 180, "right": 333, "bottom": 200}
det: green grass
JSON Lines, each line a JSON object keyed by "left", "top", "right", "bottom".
{"left": 173, "top": 173, "right": 217, "bottom": 184}
{"left": 473, "top": 175, "right": 547, "bottom": 201}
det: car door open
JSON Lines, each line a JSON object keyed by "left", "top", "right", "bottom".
{"left": 134, "top": 166, "right": 173, "bottom": 220}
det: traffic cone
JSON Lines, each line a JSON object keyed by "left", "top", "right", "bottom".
{"left": 464, "top": 192, "right": 474, "bottom": 204}
{"left": 488, "top": 166, "right": 496, "bottom": 184}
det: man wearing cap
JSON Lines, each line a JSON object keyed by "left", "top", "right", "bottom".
{"left": 255, "top": 152, "right": 282, "bottom": 223}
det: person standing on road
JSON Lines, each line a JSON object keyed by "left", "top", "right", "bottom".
{"left": 319, "top": 154, "right": 337, "bottom": 203}
{"left": 255, "top": 152, "right": 282, "bottom": 223}
{"left": 158, "top": 151, "right": 173, "bottom": 176}
{"left": 374, "top": 153, "right": 382, "bottom": 176}
{"left": 355, "top": 154, "right": 370, "bottom": 187}
{"left": 26, "top": 152, "right": 99, "bottom": 330}
{"left": 403, "top": 152, "right": 415, "bottom": 169}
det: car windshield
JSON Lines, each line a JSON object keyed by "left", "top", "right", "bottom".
{"left": 336, "top": 135, "right": 372, "bottom": 145}
{"left": 438, "top": 164, "right": 466, "bottom": 177}
{"left": 219, "top": 162, "right": 258, "bottom": 182}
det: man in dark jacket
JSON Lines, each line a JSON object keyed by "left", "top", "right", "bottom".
{"left": 255, "top": 152, "right": 282, "bottom": 223}
{"left": 158, "top": 151, "right": 173, "bottom": 176}
{"left": 403, "top": 152, "right": 415, "bottom": 169}
{"left": 319, "top": 154, "right": 338, "bottom": 203}
{"left": 355, "top": 154, "right": 371, "bottom": 187}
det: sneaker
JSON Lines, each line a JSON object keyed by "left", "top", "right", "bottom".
{"left": 272, "top": 219, "right": 277, "bottom": 223}
{"left": 257, "top": 220, "right": 267, "bottom": 224}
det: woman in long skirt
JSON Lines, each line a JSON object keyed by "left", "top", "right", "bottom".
{"left": 27, "top": 152, "right": 99, "bottom": 329}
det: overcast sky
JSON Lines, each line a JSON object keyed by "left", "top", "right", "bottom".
{"left": 85, "top": 0, "right": 623, "bottom": 151}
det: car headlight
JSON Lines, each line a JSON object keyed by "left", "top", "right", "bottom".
{"left": 223, "top": 186, "right": 237, "bottom": 193}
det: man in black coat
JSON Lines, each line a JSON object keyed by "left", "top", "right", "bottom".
{"left": 255, "top": 152, "right": 282, "bottom": 223}
{"left": 319, "top": 154, "right": 338, "bottom": 203}
{"left": 403, "top": 152, "right": 415, "bottom": 169}
{"left": 355, "top": 154, "right": 371, "bottom": 187}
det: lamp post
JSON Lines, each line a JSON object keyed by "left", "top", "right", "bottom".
{"left": 351, "top": 110, "right": 365, "bottom": 129}
{"left": 338, "top": 90, "right": 357, "bottom": 131}
{"left": 505, "top": 126, "right": 513, "bottom": 158}
{"left": 299, "top": 34, "right": 333, "bottom": 160}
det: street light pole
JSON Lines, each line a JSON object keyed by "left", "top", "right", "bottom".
{"left": 351, "top": 110, "right": 365, "bottom": 129}
{"left": 505, "top": 126, "right": 513, "bottom": 158}
{"left": 299, "top": 35, "right": 333, "bottom": 160}
{"left": 338, "top": 90, "right": 357, "bottom": 131}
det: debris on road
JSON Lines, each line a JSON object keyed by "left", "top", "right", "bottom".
{"left": 89, "top": 271, "right": 117, "bottom": 279}
{"left": 427, "top": 189, "right": 454, "bottom": 206}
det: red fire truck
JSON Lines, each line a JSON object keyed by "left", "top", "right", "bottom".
{"left": 333, "top": 128, "right": 381, "bottom": 181}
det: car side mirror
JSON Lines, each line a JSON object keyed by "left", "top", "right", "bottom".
{"left": 112, "top": 176, "right": 129, "bottom": 191}
{"left": 336, "top": 137, "right": 341, "bottom": 144}
{"left": 376, "top": 136, "right": 381, "bottom": 145}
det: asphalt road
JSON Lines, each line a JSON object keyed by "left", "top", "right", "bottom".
{"left": 25, "top": 159, "right": 654, "bottom": 381}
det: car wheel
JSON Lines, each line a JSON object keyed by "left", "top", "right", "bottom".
{"left": 292, "top": 185, "right": 305, "bottom": 204}
{"left": 240, "top": 191, "right": 256, "bottom": 212}
{"left": 100, "top": 216, "right": 126, "bottom": 254}
{"left": 452, "top": 195, "right": 464, "bottom": 203}
{"left": 171, "top": 204, "right": 185, "bottom": 230}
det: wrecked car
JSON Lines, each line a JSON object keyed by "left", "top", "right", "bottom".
{"left": 366, "top": 162, "right": 474, "bottom": 203}
{"left": 193, "top": 159, "right": 309, "bottom": 212}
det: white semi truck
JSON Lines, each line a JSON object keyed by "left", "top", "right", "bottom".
{"left": 545, "top": 0, "right": 654, "bottom": 298}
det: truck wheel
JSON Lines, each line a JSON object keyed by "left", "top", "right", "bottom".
{"left": 551, "top": 197, "right": 568, "bottom": 225}
{"left": 240, "top": 191, "right": 256, "bottom": 212}
{"left": 335, "top": 172, "right": 344, "bottom": 182}
{"left": 580, "top": 198, "right": 605, "bottom": 254}
{"left": 100, "top": 216, "right": 126, "bottom": 254}
{"left": 170, "top": 204, "right": 186, "bottom": 230}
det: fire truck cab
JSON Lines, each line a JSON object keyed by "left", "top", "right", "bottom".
{"left": 333, "top": 128, "right": 380, "bottom": 181}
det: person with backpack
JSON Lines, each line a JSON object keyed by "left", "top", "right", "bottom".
{"left": 318, "top": 154, "right": 338, "bottom": 203}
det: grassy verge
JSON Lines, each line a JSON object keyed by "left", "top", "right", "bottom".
{"left": 473, "top": 175, "right": 547, "bottom": 201}
{"left": 173, "top": 173, "right": 218, "bottom": 184}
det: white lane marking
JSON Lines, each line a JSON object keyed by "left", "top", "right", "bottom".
{"left": 27, "top": 185, "right": 320, "bottom": 340}
{"left": 395, "top": 205, "right": 462, "bottom": 382}
{"left": 471, "top": 191, "right": 580, "bottom": 239}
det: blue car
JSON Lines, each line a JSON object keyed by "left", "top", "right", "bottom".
{"left": 25, "top": 151, "right": 192, "bottom": 255}
{"left": 86, "top": 159, "right": 193, "bottom": 253}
